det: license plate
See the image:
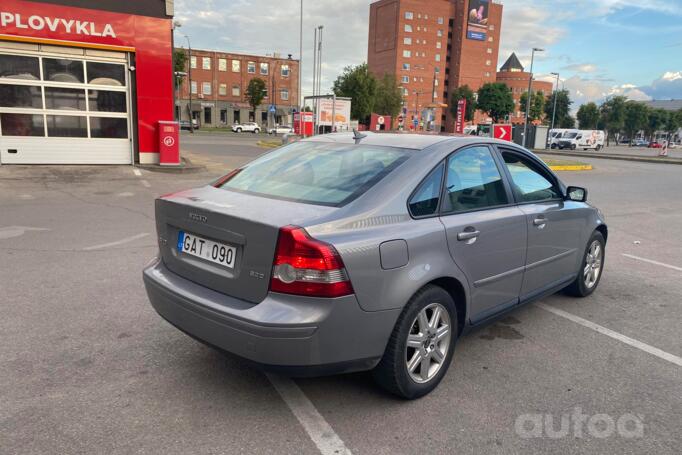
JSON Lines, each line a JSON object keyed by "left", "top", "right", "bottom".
{"left": 177, "top": 231, "right": 236, "bottom": 269}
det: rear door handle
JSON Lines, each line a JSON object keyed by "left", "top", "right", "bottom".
{"left": 457, "top": 230, "right": 480, "bottom": 241}
{"left": 533, "top": 217, "right": 548, "bottom": 228}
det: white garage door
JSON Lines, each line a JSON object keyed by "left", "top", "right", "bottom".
{"left": 0, "top": 46, "right": 133, "bottom": 164}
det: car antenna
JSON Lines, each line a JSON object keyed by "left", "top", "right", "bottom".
{"left": 353, "top": 128, "right": 367, "bottom": 144}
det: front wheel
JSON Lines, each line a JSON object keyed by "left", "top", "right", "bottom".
{"left": 253, "top": 129, "right": 260, "bottom": 134}
{"left": 372, "top": 285, "right": 457, "bottom": 399}
{"left": 236, "top": 128, "right": 242, "bottom": 133}
{"left": 571, "top": 144, "right": 577, "bottom": 150}
{"left": 564, "top": 231, "right": 605, "bottom": 297}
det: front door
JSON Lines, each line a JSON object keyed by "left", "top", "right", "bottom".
{"left": 439, "top": 145, "right": 528, "bottom": 323}
{"left": 498, "top": 149, "right": 583, "bottom": 300}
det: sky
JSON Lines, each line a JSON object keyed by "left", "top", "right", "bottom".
{"left": 173, "top": 0, "right": 682, "bottom": 110}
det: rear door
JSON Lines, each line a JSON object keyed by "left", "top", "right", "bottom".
{"left": 439, "top": 145, "right": 527, "bottom": 323}
{"left": 497, "top": 148, "right": 583, "bottom": 300}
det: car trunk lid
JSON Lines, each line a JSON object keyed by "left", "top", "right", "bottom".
{"left": 155, "top": 186, "right": 336, "bottom": 304}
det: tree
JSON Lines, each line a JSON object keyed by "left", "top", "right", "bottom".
{"left": 245, "top": 78, "right": 266, "bottom": 113}
{"left": 332, "top": 63, "right": 377, "bottom": 123}
{"left": 374, "top": 73, "right": 403, "bottom": 120}
{"left": 545, "top": 89, "right": 573, "bottom": 128}
{"left": 663, "top": 109, "right": 681, "bottom": 141}
{"left": 449, "top": 85, "right": 477, "bottom": 122}
{"left": 173, "top": 49, "right": 187, "bottom": 89}
{"left": 644, "top": 108, "right": 667, "bottom": 141}
{"left": 599, "top": 95, "right": 627, "bottom": 146}
{"left": 622, "top": 101, "right": 649, "bottom": 145}
{"left": 560, "top": 116, "right": 576, "bottom": 128}
{"left": 476, "top": 83, "right": 514, "bottom": 123}
{"left": 519, "top": 91, "right": 545, "bottom": 122}
{"left": 577, "top": 102, "right": 599, "bottom": 129}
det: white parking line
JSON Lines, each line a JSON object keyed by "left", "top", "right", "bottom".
{"left": 133, "top": 168, "right": 142, "bottom": 176}
{"left": 622, "top": 253, "right": 682, "bottom": 272}
{"left": 266, "top": 374, "right": 353, "bottom": 455}
{"left": 140, "top": 179, "right": 151, "bottom": 188}
{"left": 83, "top": 233, "right": 150, "bottom": 251}
{"left": 536, "top": 303, "right": 682, "bottom": 367}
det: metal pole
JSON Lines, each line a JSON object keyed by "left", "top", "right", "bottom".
{"left": 186, "top": 35, "right": 194, "bottom": 133}
{"left": 312, "top": 27, "right": 317, "bottom": 136}
{"left": 317, "top": 26, "right": 324, "bottom": 134}
{"left": 522, "top": 48, "right": 543, "bottom": 147}
{"left": 299, "top": 0, "right": 303, "bottom": 112}
{"left": 550, "top": 72, "right": 559, "bottom": 132}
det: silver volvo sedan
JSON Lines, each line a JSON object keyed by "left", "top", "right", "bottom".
{"left": 143, "top": 132, "right": 607, "bottom": 399}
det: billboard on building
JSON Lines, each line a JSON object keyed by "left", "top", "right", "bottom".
{"left": 318, "top": 99, "right": 351, "bottom": 130}
{"left": 466, "top": 0, "right": 489, "bottom": 41}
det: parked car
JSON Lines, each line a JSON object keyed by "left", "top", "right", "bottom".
{"left": 268, "top": 125, "right": 294, "bottom": 135}
{"left": 632, "top": 139, "right": 649, "bottom": 147}
{"left": 179, "top": 120, "right": 199, "bottom": 130}
{"left": 648, "top": 141, "right": 663, "bottom": 148}
{"left": 232, "top": 122, "right": 261, "bottom": 134}
{"left": 143, "top": 133, "right": 607, "bottom": 399}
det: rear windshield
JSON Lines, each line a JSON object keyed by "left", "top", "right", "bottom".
{"left": 217, "top": 141, "right": 412, "bottom": 206}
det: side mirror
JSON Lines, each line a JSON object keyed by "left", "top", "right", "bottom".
{"left": 566, "top": 186, "right": 588, "bottom": 202}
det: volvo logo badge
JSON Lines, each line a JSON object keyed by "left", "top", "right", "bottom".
{"left": 189, "top": 213, "right": 207, "bottom": 223}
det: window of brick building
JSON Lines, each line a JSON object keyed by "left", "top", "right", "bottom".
{"left": 190, "top": 56, "right": 197, "bottom": 69}
{"left": 404, "top": 37, "right": 412, "bottom": 45}
{"left": 247, "top": 61, "right": 256, "bottom": 73}
{"left": 405, "top": 11, "right": 413, "bottom": 20}
{"left": 219, "top": 84, "right": 227, "bottom": 95}
{"left": 401, "top": 75, "right": 409, "bottom": 83}
{"left": 232, "top": 85, "right": 240, "bottom": 96}
{"left": 281, "top": 89, "right": 289, "bottom": 101}
{"left": 232, "top": 60, "right": 241, "bottom": 72}
{"left": 202, "top": 57, "right": 211, "bottom": 70}
{"left": 281, "top": 64, "right": 290, "bottom": 77}
{"left": 190, "top": 80, "right": 197, "bottom": 94}
{"left": 403, "top": 50, "right": 411, "bottom": 58}
{"left": 202, "top": 82, "right": 211, "bottom": 95}
{"left": 260, "top": 63, "right": 269, "bottom": 75}
{"left": 405, "top": 24, "right": 412, "bottom": 32}
{"left": 219, "top": 58, "right": 227, "bottom": 71}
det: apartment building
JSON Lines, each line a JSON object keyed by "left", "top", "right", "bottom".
{"left": 496, "top": 53, "right": 554, "bottom": 125}
{"left": 368, "top": 0, "right": 502, "bottom": 131}
{"left": 176, "top": 49, "right": 299, "bottom": 127}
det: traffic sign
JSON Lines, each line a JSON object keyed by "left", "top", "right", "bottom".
{"left": 268, "top": 105, "right": 276, "bottom": 113}
{"left": 377, "top": 116, "right": 385, "bottom": 125}
{"left": 493, "top": 124, "right": 512, "bottom": 141}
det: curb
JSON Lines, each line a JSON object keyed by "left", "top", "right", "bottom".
{"left": 256, "top": 140, "right": 281, "bottom": 149}
{"left": 548, "top": 164, "right": 593, "bottom": 171}
{"left": 535, "top": 150, "right": 682, "bottom": 166}
{"left": 135, "top": 156, "right": 207, "bottom": 174}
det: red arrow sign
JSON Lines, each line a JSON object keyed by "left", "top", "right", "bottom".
{"left": 493, "top": 124, "right": 512, "bottom": 141}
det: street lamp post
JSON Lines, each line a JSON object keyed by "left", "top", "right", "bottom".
{"left": 550, "top": 72, "right": 560, "bottom": 133}
{"left": 522, "top": 47, "right": 544, "bottom": 148}
{"left": 174, "top": 24, "right": 194, "bottom": 134}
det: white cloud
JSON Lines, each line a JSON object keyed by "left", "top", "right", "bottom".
{"left": 562, "top": 63, "right": 598, "bottom": 73}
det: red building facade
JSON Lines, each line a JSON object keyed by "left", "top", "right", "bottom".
{"left": 0, "top": 0, "right": 174, "bottom": 164}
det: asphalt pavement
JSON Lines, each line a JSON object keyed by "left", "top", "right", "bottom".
{"left": 1, "top": 135, "right": 680, "bottom": 454}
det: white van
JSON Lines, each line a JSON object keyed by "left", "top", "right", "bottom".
{"left": 558, "top": 130, "right": 605, "bottom": 151}
{"left": 549, "top": 129, "right": 570, "bottom": 148}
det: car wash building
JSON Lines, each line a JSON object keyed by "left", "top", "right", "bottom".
{"left": 0, "top": 0, "right": 174, "bottom": 164}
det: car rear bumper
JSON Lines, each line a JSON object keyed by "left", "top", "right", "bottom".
{"left": 143, "top": 258, "right": 400, "bottom": 376}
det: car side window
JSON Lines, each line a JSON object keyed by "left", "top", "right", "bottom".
{"left": 443, "top": 146, "right": 508, "bottom": 213}
{"left": 409, "top": 163, "right": 444, "bottom": 217}
{"left": 502, "top": 151, "right": 562, "bottom": 202}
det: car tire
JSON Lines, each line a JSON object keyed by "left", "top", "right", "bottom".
{"left": 571, "top": 144, "right": 577, "bottom": 150}
{"left": 236, "top": 128, "right": 242, "bottom": 133}
{"left": 563, "top": 231, "right": 605, "bottom": 298}
{"left": 372, "top": 285, "right": 457, "bottom": 399}
{"left": 596, "top": 145, "right": 602, "bottom": 151}
{"left": 254, "top": 129, "right": 260, "bottom": 134}
{"left": 551, "top": 144, "right": 557, "bottom": 149}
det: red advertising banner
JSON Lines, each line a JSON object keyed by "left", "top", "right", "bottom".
{"left": 455, "top": 99, "right": 467, "bottom": 134}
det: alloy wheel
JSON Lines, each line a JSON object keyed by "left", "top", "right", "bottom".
{"left": 405, "top": 303, "right": 451, "bottom": 384}
{"left": 584, "top": 240, "right": 603, "bottom": 289}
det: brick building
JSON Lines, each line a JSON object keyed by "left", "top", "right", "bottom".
{"left": 368, "top": 0, "right": 502, "bottom": 131}
{"left": 496, "top": 52, "right": 554, "bottom": 125}
{"left": 176, "top": 49, "right": 299, "bottom": 128}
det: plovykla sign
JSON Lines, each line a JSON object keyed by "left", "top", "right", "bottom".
{"left": 0, "top": 11, "right": 116, "bottom": 38}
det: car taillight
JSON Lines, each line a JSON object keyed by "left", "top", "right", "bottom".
{"left": 270, "top": 226, "right": 354, "bottom": 298}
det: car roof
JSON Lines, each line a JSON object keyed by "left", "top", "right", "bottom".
{"left": 301, "top": 132, "right": 513, "bottom": 151}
